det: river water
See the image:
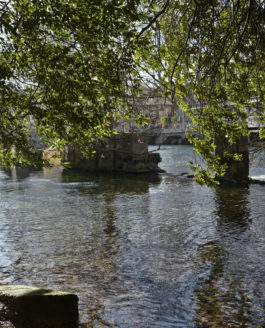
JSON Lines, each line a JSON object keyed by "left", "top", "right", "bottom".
{"left": 0, "top": 145, "right": 264, "bottom": 327}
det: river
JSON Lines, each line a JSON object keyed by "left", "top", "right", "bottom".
{"left": 0, "top": 145, "right": 264, "bottom": 327}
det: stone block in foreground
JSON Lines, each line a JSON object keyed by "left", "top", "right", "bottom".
{"left": 0, "top": 285, "right": 79, "bottom": 328}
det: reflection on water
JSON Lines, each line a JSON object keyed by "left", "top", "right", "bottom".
{"left": 0, "top": 146, "right": 265, "bottom": 327}
{"left": 194, "top": 186, "right": 261, "bottom": 327}
{"left": 215, "top": 185, "right": 251, "bottom": 235}
{"left": 60, "top": 169, "right": 162, "bottom": 195}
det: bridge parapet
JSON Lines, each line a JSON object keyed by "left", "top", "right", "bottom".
{"left": 248, "top": 116, "right": 265, "bottom": 129}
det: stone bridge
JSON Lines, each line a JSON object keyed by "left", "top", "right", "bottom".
{"left": 147, "top": 116, "right": 264, "bottom": 145}
{"left": 148, "top": 129, "right": 188, "bottom": 145}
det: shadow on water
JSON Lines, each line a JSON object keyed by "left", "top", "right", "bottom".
{"left": 60, "top": 169, "right": 162, "bottom": 195}
{"left": 193, "top": 185, "right": 264, "bottom": 327}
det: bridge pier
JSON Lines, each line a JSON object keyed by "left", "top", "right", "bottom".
{"left": 215, "top": 136, "right": 249, "bottom": 182}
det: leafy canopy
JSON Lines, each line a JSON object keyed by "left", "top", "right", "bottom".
{"left": 0, "top": 0, "right": 147, "bottom": 165}
{"left": 138, "top": 0, "right": 265, "bottom": 185}
{"left": 1, "top": 0, "right": 265, "bottom": 186}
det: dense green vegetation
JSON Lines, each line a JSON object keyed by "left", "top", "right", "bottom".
{"left": 139, "top": 0, "right": 265, "bottom": 185}
{"left": 1, "top": 0, "right": 264, "bottom": 185}
{"left": 0, "top": 0, "right": 146, "bottom": 165}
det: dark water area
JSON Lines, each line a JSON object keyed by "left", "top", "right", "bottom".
{"left": 0, "top": 145, "right": 264, "bottom": 327}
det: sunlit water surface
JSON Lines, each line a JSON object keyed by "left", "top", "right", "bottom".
{"left": 0, "top": 145, "right": 264, "bottom": 327}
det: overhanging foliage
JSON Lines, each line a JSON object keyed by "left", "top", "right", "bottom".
{"left": 0, "top": 0, "right": 148, "bottom": 165}
{"left": 139, "top": 0, "right": 265, "bottom": 185}
{"left": 0, "top": 0, "right": 264, "bottom": 186}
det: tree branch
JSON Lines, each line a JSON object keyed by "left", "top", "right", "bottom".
{"left": 137, "top": 0, "right": 170, "bottom": 38}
